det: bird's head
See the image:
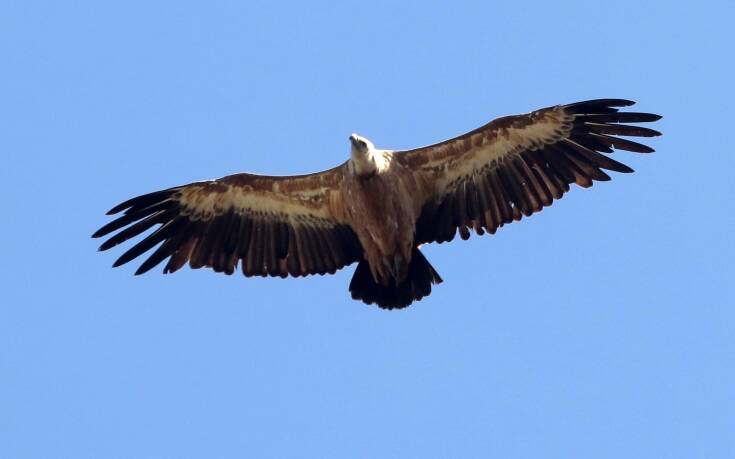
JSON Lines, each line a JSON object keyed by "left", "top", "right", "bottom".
{"left": 349, "top": 133, "right": 374, "bottom": 155}
{"left": 348, "top": 133, "right": 378, "bottom": 176}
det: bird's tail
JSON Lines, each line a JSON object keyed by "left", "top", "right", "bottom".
{"left": 349, "top": 247, "right": 443, "bottom": 309}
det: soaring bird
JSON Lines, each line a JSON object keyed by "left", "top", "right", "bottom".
{"left": 93, "top": 99, "right": 661, "bottom": 309}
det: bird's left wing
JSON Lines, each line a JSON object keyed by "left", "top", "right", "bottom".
{"left": 92, "top": 165, "right": 363, "bottom": 278}
{"left": 395, "top": 99, "right": 661, "bottom": 244}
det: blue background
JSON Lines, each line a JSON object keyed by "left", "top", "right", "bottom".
{"left": 2, "top": 1, "right": 733, "bottom": 457}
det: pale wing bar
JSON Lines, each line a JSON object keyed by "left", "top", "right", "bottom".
{"left": 93, "top": 175, "right": 363, "bottom": 277}
{"left": 414, "top": 99, "right": 661, "bottom": 244}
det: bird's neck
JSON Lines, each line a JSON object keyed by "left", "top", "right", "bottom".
{"left": 350, "top": 149, "right": 379, "bottom": 177}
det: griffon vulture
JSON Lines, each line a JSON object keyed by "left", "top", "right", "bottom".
{"left": 93, "top": 99, "right": 661, "bottom": 309}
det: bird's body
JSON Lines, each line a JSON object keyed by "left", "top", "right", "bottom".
{"left": 94, "top": 99, "right": 661, "bottom": 309}
{"left": 342, "top": 142, "right": 427, "bottom": 285}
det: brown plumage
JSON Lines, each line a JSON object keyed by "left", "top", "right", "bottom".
{"left": 93, "top": 98, "right": 661, "bottom": 309}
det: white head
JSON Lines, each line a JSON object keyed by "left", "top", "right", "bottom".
{"left": 349, "top": 133, "right": 378, "bottom": 177}
{"left": 349, "top": 133, "right": 374, "bottom": 155}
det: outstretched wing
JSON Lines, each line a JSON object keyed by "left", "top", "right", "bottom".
{"left": 92, "top": 165, "right": 363, "bottom": 277}
{"left": 396, "top": 99, "right": 662, "bottom": 244}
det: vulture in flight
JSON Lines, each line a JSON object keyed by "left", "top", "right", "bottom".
{"left": 93, "top": 99, "right": 661, "bottom": 309}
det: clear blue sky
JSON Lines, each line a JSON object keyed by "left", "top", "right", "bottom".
{"left": 2, "top": 1, "right": 733, "bottom": 457}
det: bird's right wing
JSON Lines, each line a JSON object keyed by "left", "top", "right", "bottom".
{"left": 395, "top": 99, "right": 662, "bottom": 244}
{"left": 92, "top": 164, "right": 363, "bottom": 278}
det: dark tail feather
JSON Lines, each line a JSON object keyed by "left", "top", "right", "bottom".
{"left": 349, "top": 248, "right": 443, "bottom": 310}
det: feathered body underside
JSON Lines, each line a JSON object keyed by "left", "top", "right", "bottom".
{"left": 93, "top": 99, "right": 661, "bottom": 309}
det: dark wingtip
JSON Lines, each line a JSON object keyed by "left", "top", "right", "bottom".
{"left": 105, "top": 188, "right": 178, "bottom": 215}
{"left": 92, "top": 220, "right": 124, "bottom": 240}
{"left": 566, "top": 98, "right": 636, "bottom": 108}
{"left": 98, "top": 239, "right": 118, "bottom": 252}
{"left": 112, "top": 250, "right": 139, "bottom": 268}
{"left": 106, "top": 201, "right": 131, "bottom": 215}
{"left": 603, "top": 98, "right": 636, "bottom": 107}
{"left": 105, "top": 198, "right": 142, "bottom": 215}
{"left": 628, "top": 113, "right": 662, "bottom": 123}
{"left": 112, "top": 248, "right": 136, "bottom": 268}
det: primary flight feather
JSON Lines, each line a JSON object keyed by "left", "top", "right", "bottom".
{"left": 93, "top": 98, "right": 661, "bottom": 309}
